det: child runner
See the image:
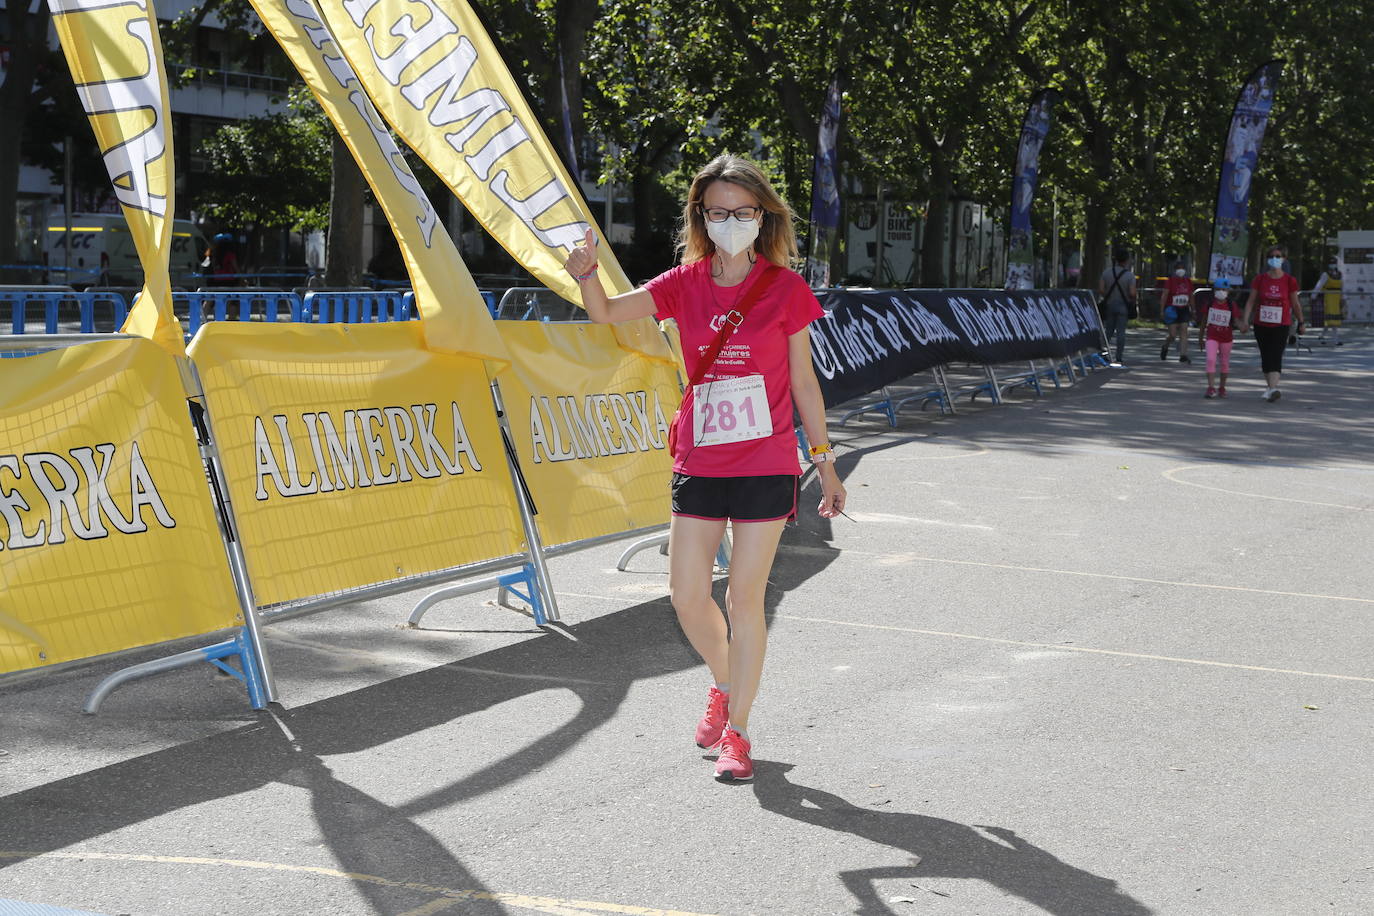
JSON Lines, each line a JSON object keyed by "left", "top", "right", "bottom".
{"left": 1203, "top": 278, "right": 1241, "bottom": 398}
{"left": 1160, "top": 261, "right": 1194, "bottom": 363}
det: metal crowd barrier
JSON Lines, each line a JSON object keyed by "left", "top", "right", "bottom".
{"left": 1, "top": 287, "right": 129, "bottom": 335}
{"left": 0, "top": 333, "right": 273, "bottom": 713}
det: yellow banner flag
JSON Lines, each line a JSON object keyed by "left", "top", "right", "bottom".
{"left": 315, "top": 0, "right": 671, "bottom": 361}
{"left": 48, "top": 0, "right": 183, "bottom": 353}
{"left": 248, "top": 0, "right": 508, "bottom": 364}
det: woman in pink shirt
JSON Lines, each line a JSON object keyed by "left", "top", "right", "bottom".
{"left": 1239, "top": 244, "right": 1304, "bottom": 402}
{"left": 566, "top": 155, "right": 846, "bottom": 782}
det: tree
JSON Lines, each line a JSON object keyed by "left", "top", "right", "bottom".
{"left": 195, "top": 88, "right": 332, "bottom": 234}
{"left": 0, "top": 1, "right": 52, "bottom": 266}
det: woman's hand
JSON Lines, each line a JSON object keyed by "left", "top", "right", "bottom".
{"left": 565, "top": 227, "right": 599, "bottom": 281}
{"left": 817, "top": 465, "right": 846, "bottom": 519}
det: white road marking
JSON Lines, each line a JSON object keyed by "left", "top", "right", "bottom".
{"left": 0, "top": 852, "right": 719, "bottom": 916}
{"left": 775, "top": 614, "right": 1374, "bottom": 683}
{"left": 1163, "top": 465, "right": 1374, "bottom": 511}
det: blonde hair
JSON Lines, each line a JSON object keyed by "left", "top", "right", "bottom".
{"left": 678, "top": 155, "right": 798, "bottom": 266}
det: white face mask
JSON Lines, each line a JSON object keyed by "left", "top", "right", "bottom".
{"left": 1268, "top": 257, "right": 1284, "bottom": 269}
{"left": 706, "top": 216, "right": 761, "bottom": 256}
{"left": 1174, "top": 269, "right": 1186, "bottom": 277}
{"left": 1214, "top": 289, "right": 1229, "bottom": 301}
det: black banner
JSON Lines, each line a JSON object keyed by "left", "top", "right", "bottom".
{"left": 810, "top": 288, "right": 1105, "bottom": 407}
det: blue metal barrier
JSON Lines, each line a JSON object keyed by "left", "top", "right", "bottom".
{"left": 6, "top": 286, "right": 510, "bottom": 337}
{"left": 3, "top": 289, "right": 130, "bottom": 335}
{"left": 301, "top": 290, "right": 406, "bottom": 324}
{"left": 176, "top": 290, "right": 304, "bottom": 335}
{"left": 81, "top": 291, "right": 130, "bottom": 332}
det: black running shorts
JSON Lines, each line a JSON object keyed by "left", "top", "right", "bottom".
{"left": 671, "top": 473, "right": 798, "bottom": 523}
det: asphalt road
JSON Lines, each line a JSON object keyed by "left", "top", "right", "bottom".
{"left": 2, "top": 329, "right": 1371, "bottom": 916}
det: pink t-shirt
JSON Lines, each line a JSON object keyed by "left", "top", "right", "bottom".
{"left": 1251, "top": 272, "right": 1298, "bottom": 326}
{"left": 1204, "top": 301, "right": 1241, "bottom": 343}
{"left": 646, "top": 257, "right": 824, "bottom": 477}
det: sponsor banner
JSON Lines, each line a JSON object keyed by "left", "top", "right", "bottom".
{"left": 495, "top": 322, "right": 680, "bottom": 548}
{"left": 1006, "top": 88, "right": 1058, "bottom": 290}
{"left": 811, "top": 288, "right": 1103, "bottom": 407}
{"left": 249, "top": 0, "right": 507, "bottom": 363}
{"left": 1, "top": 339, "right": 239, "bottom": 674}
{"left": 313, "top": 0, "right": 670, "bottom": 363}
{"left": 188, "top": 322, "right": 522, "bottom": 606}
{"left": 804, "top": 74, "right": 844, "bottom": 288}
{"left": 1208, "top": 61, "right": 1283, "bottom": 288}
{"left": 49, "top": 0, "right": 182, "bottom": 352}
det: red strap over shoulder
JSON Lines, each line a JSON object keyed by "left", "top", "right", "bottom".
{"left": 686, "top": 263, "right": 783, "bottom": 389}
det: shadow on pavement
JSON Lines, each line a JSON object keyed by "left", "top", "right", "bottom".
{"left": 752, "top": 762, "right": 1152, "bottom": 916}
{"left": 948, "top": 342, "right": 1374, "bottom": 466}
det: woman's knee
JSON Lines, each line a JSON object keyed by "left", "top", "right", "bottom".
{"left": 669, "top": 581, "right": 715, "bottom": 617}
{"left": 724, "top": 583, "right": 767, "bottom": 624}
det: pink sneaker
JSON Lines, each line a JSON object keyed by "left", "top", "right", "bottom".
{"left": 695, "top": 686, "right": 729, "bottom": 748}
{"left": 714, "top": 728, "right": 753, "bottom": 781}
{"left": 1218, "top": 386, "right": 1228, "bottom": 398}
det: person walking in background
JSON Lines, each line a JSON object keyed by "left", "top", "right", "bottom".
{"left": 1240, "top": 244, "right": 1304, "bottom": 402}
{"left": 209, "top": 232, "right": 239, "bottom": 285}
{"left": 1098, "top": 248, "right": 1136, "bottom": 365}
{"left": 1311, "top": 258, "right": 1344, "bottom": 346}
{"left": 1160, "top": 260, "right": 1194, "bottom": 363}
{"left": 1203, "top": 277, "right": 1241, "bottom": 398}
{"left": 564, "top": 154, "right": 846, "bottom": 783}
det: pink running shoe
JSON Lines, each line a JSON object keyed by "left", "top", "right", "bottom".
{"left": 714, "top": 728, "right": 753, "bottom": 780}
{"left": 695, "top": 686, "right": 729, "bottom": 748}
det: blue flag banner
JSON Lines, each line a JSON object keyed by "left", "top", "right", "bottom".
{"left": 805, "top": 75, "right": 844, "bottom": 288}
{"left": 1005, "top": 89, "right": 1058, "bottom": 290}
{"left": 1208, "top": 61, "right": 1283, "bottom": 287}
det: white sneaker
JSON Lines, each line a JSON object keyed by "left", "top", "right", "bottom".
{"left": 1260, "top": 388, "right": 1272, "bottom": 400}
{"left": 1268, "top": 388, "right": 1282, "bottom": 402}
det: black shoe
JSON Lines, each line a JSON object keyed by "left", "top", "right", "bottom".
{"left": 1160, "top": 343, "right": 1169, "bottom": 360}
{"left": 1179, "top": 354, "right": 1191, "bottom": 364}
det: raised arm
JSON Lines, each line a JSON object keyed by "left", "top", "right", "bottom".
{"left": 564, "top": 227, "right": 658, "bottom": 324}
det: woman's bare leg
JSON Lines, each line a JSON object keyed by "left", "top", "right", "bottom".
{"left": 722, "top": 518, "right": 787, "bottom": 731}
{"left": 668, "top": 514, "right": 729, "bottom": 683}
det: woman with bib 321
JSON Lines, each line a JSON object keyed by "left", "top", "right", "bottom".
{"left": 1240, "top": 244, "right": 1304, "bottom": 402}
{"left": 565, "top": 155, "right": 846, "bottom": 782}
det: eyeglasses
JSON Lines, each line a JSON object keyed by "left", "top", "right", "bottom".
{"left": 700, "top": 205, "right": 762, "bottom": 223}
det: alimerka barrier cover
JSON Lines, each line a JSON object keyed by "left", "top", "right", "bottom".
{"left": 1, "top": 339, "right": 239, "bottom": 673}
{"left": 495, "top": 322, "right": 679, "bottom": 548}
{"left": 189, "top": 322, "right": 522, "bottom": 607}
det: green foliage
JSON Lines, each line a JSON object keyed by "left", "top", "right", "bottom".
{"left": 196, "top": 87, "right": 332, "bottom": 231}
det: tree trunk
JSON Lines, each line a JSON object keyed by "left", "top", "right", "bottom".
{"left": 0, "top": 4, "right": 50, "bottom": 265}
{"left": 554, "top": 0, "right": 598, "bottom": 175}
{"left": 325, "top": 134, "right": 364, "bottom": 287}
{"left": 631, "top": 163, "right": 656, "bottom": 250}
{"left": 921, "top": 166, "right": 952, "bottom": 288}
{"left": 1082, "top": 199, "right": 1108, "bottom": 290}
